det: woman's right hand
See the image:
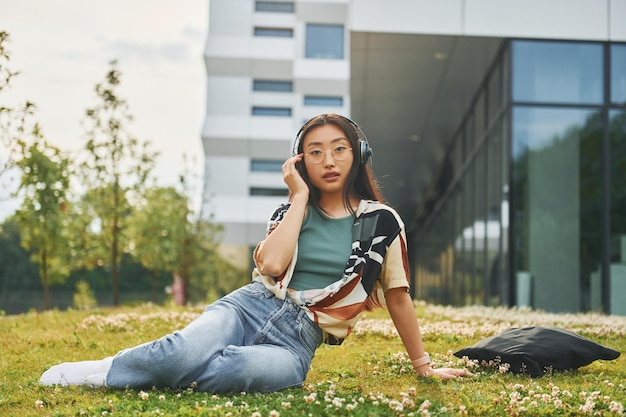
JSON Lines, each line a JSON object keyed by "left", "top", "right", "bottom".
{"left": 283, "top": 154, "right": 309, "bottom": 200}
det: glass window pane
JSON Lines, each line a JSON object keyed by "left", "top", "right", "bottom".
{"left": 463, "top": 165, "right": 475, "bottom": 304}
{"left": 251, "top": 106, "right": 291, "bottom": 116}
{"left": 250, "top": 160, "right": 284, "bottom": 172}
{"left": 475, "top": 92, "right": 486, "bottom": 146}
{"left": 253, "top": 80, "right": 292, "bottom": 92}
{"left": 303, "top": 95, "right": 343, "bottom": 106}
{"left": 503, "top": 45, "right": 511, "bottom": 104}
{"left": 474, "top": 148, "right": 487, "bottom": 304}
{"left": 512, "top": 106, "right": 602, "bottom": 312}
{"left": 305, "top": 24, "right": 344, "bottom": 59}
{"left": 464, "top": 114, "right": 474, "bottom": 156}
{"left": 487, "top": 123, "right": 505, "bottom": 306}
{"left": 512, "top": 41, "right": 603, "bottom": 104}
{"left": 451, "top": 134, "right": 462, "bottom": 174}
{"left": 487, "top": 63, "right": 503, "bottom": 124}
{"left": 255, "top": 1, "right": 294, "bottom": 13}
{"left": 609, "top": 110, "right": 626, "bottom": 314}
{"left": 452, "top": 193, "right": 464, "bottom": 305}
{"left": 254, "top": 27, "right": 293, "bottom": 37}
{"left": 250, "top": 187, "right": 288, "bottom": 197}
{"left": 611, "top": 44, "right": 626, "bottom": 105}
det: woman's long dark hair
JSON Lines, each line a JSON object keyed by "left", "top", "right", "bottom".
{"left": 294, "top": 114, "right": 385, "bottom": 215}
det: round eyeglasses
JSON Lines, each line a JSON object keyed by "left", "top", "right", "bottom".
{"left": 305, "top": 146, "right": 353, "bottom": 165}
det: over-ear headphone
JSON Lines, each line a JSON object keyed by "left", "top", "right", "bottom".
{"left": 292, "top": 114, "right": 373, "bottom": 165}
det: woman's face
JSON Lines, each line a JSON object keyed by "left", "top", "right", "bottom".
{"left": 302, "top": 124, "right": 354, "bottom": 197}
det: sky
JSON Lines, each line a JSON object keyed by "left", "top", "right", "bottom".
{"left": 0, "top": 0, "right": 208, "bottom": 219}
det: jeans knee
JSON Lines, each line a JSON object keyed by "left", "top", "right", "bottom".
{"left": 196, "top": 345, "right": 305, "bottom": 393}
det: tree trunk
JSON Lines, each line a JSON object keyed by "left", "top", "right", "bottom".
{"left": 42, "top": 246, "right": 50, "bottom": 310}
{"left": 112, "top": 213, "right": 120, "bottom": 306}
{"left": 151, "top": 270, "right": 157, "bottom": 303}
{"left": 172, "top": 273, "right": 185, "bottom": 305}
{"left": 112, "top": 183, "right": 120, "bottom": 306}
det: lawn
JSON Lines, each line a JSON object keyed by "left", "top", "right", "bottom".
{"left": 1, "top": 301, "right": 624, "bottom": 416}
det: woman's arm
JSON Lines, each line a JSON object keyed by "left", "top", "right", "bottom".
{"left": 385, "top": 287, "right": 473, "bottom": 379}
{"left": 254, "top": 155, "right": 309, "bottom": 277}
{"left": 255, "top": 194, "right": 307, "bottom": 276}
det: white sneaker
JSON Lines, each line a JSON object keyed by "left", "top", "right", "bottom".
{"left": 40, "top": 357, "right": 113, "bottom": 387}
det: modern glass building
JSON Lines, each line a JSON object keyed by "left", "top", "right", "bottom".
{"left": 414, "top": 40, "right": 626, "bottom": 315}
{"left": 202, "top": 0, "right": 626, "bottom": 314}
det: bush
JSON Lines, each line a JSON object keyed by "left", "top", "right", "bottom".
{"left": 73, "top": 280, "right": 97, "bottom": 310}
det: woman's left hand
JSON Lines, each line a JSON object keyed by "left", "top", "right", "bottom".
{"left": 424, "top": 367, "right": 474, "bottom": 380}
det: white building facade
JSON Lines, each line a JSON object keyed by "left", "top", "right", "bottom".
{"left": 202, "top": 0, "right": 351, "bottom": 251}
{"left": 202, "top": 0, "right": 626, "bottom": 314}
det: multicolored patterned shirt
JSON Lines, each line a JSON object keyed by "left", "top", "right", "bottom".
{"left": 252, "top": 199, "right": 410, "bottom": 344}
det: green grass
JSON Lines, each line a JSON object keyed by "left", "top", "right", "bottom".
{"left": 1, "top": 302, "right": 625, "bottom": 416}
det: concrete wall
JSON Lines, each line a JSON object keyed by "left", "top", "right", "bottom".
{"left": 350, "top": 0, "right": 626, "bottom": 41}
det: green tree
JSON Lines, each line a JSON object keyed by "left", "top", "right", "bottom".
{"left": 130, "top": 183, "right": 228, "bottom": 305}
{"left": 0, "top": 30, "right": 17, "bottom": 192}
{"left": 186, "top": 218, "right": 248, "bottom": 304}
{"left": 0, "top": 218, "right": 39, "bottom": 314}
{"left": 14, "top": 136, "right": 72, "bottom": 310}
{"left": 129, "top": 186, "right": 188, "bottom": 302}
{"left": 0, "top": 31, "right": 34, "bottom": 204}
{"left": 0, "top": 31, "right": 69, "bottom": 312}
{"left": 79, "top": 60, "right": 158, "bottom": 305}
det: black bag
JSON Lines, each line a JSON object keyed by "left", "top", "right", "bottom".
{"left": 453, "top": 326, "right": 620, "bottom": 377}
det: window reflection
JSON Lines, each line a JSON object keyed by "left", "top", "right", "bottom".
{"left": 512, "top": 106, "right": 601, "bottom": 312}
{"left": 305, "top": 24, "right": 344, "bottom": 59}
{"left": 609, "top": 110, "right": 626, "bottom": 314}
{"left": 611, "top": 45, "right": 626, "bottom": 105}
{"left": 512, "top": 41, "right": 603, "bottom": 104}
{"left": 413, "top": 40, "right": 623, "bottom": 314}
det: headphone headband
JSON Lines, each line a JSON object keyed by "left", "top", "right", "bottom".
{"left": 292, "top": 114, "right": 373, "bottom": 165}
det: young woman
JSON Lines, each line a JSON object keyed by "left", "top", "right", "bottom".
{"left": 40, "top": 114, "right": 471, "bottom": 393}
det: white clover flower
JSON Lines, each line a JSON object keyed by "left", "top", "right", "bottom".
{"left": 332, "top": 397, "right": 345, "bottom": 408}
{"left": 609, "top": 401, "right": 624, "bottom": 414}
{"left": 35, "top": 400, "right": 44, "bottom": 409}
{"left": 388, "top": 400, "right": 404, "bottom": 412}
{"left": 402, "top": 397, "right": 416, "bottom": 408}
{"left": 578, "top": 398, "right": 595, "bottom": 414}
{"left": 138, "top": 391, "right": 149, "bottom": 400}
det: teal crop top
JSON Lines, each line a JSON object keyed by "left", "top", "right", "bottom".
{"left": 288, "top": 207, "right": 354, "bottom": 291}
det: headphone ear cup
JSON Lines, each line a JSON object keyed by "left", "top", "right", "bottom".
{"left": 359, "top": 140, "right": 372, "bottom": 165}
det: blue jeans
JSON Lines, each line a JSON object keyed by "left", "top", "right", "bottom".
{"left": 106, "top": 282, "right": 323, "bottom": 393}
